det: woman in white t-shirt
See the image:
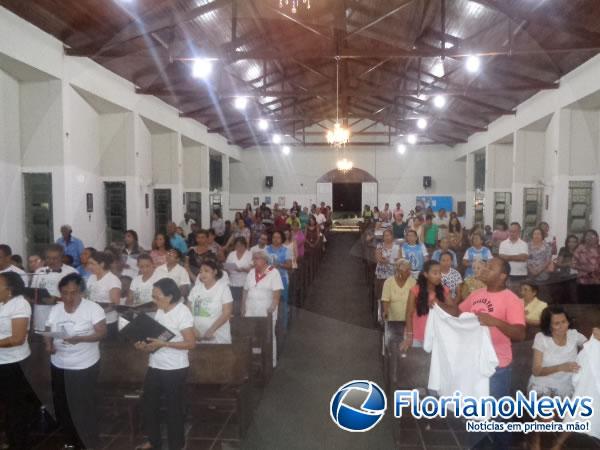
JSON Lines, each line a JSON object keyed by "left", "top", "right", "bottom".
{"left": 243, "top": 251, "right": 283, "bottom": 367}
{"left": 128, "top": 254, "right": 161, "bottom": 306}
{"left": 86, "top": 251, "right": 122, "bottom": 339}
{"left": 528, "top": 305, "right": 595, "bottom": 450}
{"left": 0, "top": 272, "right": 35, "bottom": 450}
{"left": 189, "top": 260, "right": 233, "bottom": 343}
{"left": 45, "top": 273, "right": 107, "bottom": 450}
{"left": 134, "top": 278, "right": 195, "bottom": 450}
{"left": 224, "top": 237, "right": 253, "bottom": 315}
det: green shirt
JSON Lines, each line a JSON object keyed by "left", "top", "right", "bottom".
{"left": 424, "top": 224, "right": 439, "bottom": 245}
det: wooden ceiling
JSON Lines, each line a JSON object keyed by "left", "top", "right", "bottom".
{"left": 3, "top": 0, "right": 600, "bottom": 148}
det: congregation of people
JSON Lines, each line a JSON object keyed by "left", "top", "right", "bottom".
{"left": 362, "top": 202, "right": 600, "bottom": 450}
{"left": 0, "top": 201, "right": 331, "bottom": 450}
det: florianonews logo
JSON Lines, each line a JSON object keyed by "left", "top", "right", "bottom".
{"left": 330, "top": 380, "right": 387, "bottom": 432}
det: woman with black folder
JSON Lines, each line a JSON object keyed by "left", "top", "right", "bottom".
{"left": 44, "top": 273, "right": 107, "bottom": 450}
{"left": 0, "top": 272, "right": 36, "bottom": 450}
{"left": 135, "top": 278, "right": 195, "bottom": 450}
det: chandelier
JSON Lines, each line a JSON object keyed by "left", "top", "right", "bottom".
{"left": 336, "top": 158, "right": 353, "bottom": 173}
{"left": 326, "top": 58, "right": 350, "bottom": 148}
{"left": 279, "top": 0, "right": 311, "bottom": 14}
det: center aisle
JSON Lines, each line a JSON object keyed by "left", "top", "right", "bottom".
{"left": 243, "top": 232, "right": 395, "bottom": 450}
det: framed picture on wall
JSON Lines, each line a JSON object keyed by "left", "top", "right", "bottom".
{"left": 278, "top": 196, "right": 285, "bottom": 207}
{"left": 253, "top": 197, "right": 259, "bottom": 206}
{"left": 265, "top": 196, "right": 271, "bottom": 205}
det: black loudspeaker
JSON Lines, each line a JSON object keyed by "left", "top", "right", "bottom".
{"left": 265, "top": 176, "right": 273, "bottom": 188}
{"left": 423, "top": 176, "right": 432, "bottom": 189}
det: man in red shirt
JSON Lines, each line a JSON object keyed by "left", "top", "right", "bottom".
{"left": 440, "top": 257, "right": 525, "bottom": 449}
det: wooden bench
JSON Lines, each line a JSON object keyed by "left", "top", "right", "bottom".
{"left": 230, "top": 315, "right": 273, "bottom": 385}
{"left": 187, "top": 340, "right": 253, "bottom": 438}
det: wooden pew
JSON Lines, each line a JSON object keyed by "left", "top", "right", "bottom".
{"left": 187, "top": 340, "right": 253, "bottom": 438}
{"left": 230, "top": 315, "right": 273, "bottom": 385}
{"left": 97, "top": 343, "right": 148, "bottom": 441}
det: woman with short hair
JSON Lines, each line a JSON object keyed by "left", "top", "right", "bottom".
{"left": 135, "top": 278, "right": 195, "bottom": 450}
{"left": 520, "top": 282, "right": 548, "bottom": 327}
{"left": 0, "top": 272, "right": 36, "bottom": 450}
{"left": 86, "top": 251, "right": 121, "bottom": 338}
{"left": 556, "top": 235, "right": 579, "bottom": 273}
{"left": 266, "top": 231, "right": 292, "bottom": 329}
{"left": 463, "top": 233, "right": 493, "bottom": 278}
{"left": 189, "top": 259, "right": 233, "bottom": 343}
{"left": 224, "top": 237, "right": 253, "bottom": 314}
{"left": 439, "top": 252, "right": 462, "bottom": 303}
{"left": 185, "top": 229, "right": 216, "bottom": 280}
{"left": 45, "top": 273, "right": 106, "bottom": 450}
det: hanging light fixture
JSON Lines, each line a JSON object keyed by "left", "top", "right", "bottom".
{"left": 326, "top": 58, "right": 350, "bottom": 148}
{"left": 336, "top": 158, "right": 353, "bottom": 173}
{"left": 279, "top": 0, "right": 311, "bottom": 14}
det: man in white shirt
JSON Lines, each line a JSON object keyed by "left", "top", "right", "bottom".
{"left": 31, "top": 244, "right": 78, "bottom": 300}
{"left": 315, "top": 210, "right": 327, "bottom": 231}
{"left": 498, "top": 222, "right": 529, "bottom": 290}
{"left": 179, "top": 213, "right": 196, "bottom": 237}
{"left": 0, "top": 245, "right": 28, "bottom": 286}
{"left": 154, "top": 249, "right": 191, "bottom": 297}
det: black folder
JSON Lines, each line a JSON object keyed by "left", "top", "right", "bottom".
{"left": 120, "top": 313, "right": 175, "bottom": 343}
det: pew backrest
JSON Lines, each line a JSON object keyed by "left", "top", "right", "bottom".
{"left": 187, "top": 339, "right": 252, "bottom": 386}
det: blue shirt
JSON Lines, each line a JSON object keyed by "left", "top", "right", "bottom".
{"left": 401, "top": 243, "right": 428, "bottom": 275}
{"left": 77, "top": 265, "right": 91, "bottom": 281}
{"left": 266, "top": 245, "right": 290, "bottom": 284}
{"left": 463, "top": 246, "right": 493, "bottom": 277}
{"left": 431, "top": 249, "right": 458, "bottom": 268}
{"left": 56, "top": 236, "right": 84, "bottom": 268}
{"left": 169, "top": 234, "right": 189, "bottom": 255}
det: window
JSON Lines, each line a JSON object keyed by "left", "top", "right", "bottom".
{"left": 568, "top": 181, "right": 593, "bottom": 238}
{"left": 474, "top": 153, "right": 486, "bottom": 191}
{"left": 209, "top": 155, "right": 223, "bottom": 191}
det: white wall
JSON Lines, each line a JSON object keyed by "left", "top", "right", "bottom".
{"left": 0, "top": 68, "right": 23, "bottom": 254}
{"left": 229, "top": 146, "right": 466, "bottom": 211}
{"left": 0, "top": 6, "right": 240, "bottom": 254}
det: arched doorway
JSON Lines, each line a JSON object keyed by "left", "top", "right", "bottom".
{"left": 316, "top": 168, "right": 378, "bottom": 214}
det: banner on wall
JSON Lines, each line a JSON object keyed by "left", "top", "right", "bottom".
{"left": 416, "top": 196, "right": 453, "bottom": 212}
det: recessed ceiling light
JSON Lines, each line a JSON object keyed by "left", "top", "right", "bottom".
{"left": 407, "top": 134, "right": 417, "bottom": 145}
{"left": 417, "top": 118, "right": 428, "bottom": 130}
{"left": 234, "top": 97, "right": 248, "bottom": 110}
{"left": 272, "top": 134, "right": 282, "bottom": 144}
{"left": 397, "top": 144, "right": 406, "bottom": 155}
{"left": 465, "top": 55, "right": 481, "bottom": 73}
{"left": 258, "top": 119, "right": 269, "bottom": 131}
{"left": 282, "top": 145, "right": 291, "bottom": 155}
{"left": 192, "top": 58, "right": 213, "bottom": 79}
{"left": 433, "top": 95, "right": 446, "bottom": 109}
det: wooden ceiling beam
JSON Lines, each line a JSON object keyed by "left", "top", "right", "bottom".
{"left": 470, "top": 0, "right": 600, "bottom": 45}
{"left": 344, "top": 0, "right": 414, "bottom": 41}
{"left": 66, "top": 0, "right": 233, "bottom": 57}
{"left": 137, "top": 84, "right": 558, "bottom": 97}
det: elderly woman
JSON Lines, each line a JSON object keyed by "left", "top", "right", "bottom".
{"left": 520, "top": 281, "right": 548, "bottom": 327}
{"left": 381, "top": 259, "right": 416, "bottom": 323}
{"left": 461, "top": 259, "right": 487, "bottom": 300}
{"left": 571, "top": 229, "right": 600, "bottom": 304}
{"left": 0, "top": 272, "right": 36, "bottom": 450}
{"left": 242, "top": 251, "right": 283, "bottom": 367}
{"left": 45, "top": 273, "right": 106, "bottom": 450}
{"left": 527, "top": 228, "right": 553, "bottom": 282}
{"left": 135, "top": 278, "right": 195, "bottom": 450}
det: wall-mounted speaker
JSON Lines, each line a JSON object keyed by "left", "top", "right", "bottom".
{"left": 265, "top": 176, "right": 273, "bottom": 188}
{"left": 423, "top": 176, "right": 432, "bottom": 189}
